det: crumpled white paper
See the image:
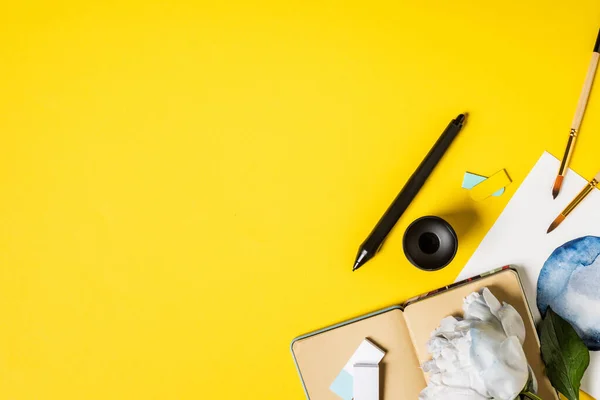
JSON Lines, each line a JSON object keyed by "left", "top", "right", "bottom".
{"left": 419, "top": 288, "right": 536, "bottom": 400}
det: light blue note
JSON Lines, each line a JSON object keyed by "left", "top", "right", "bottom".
{"left": 462, "top": 172, "right": 505, "bottom": 196}
{"left": 330, "top": 369, "right": 353, "bottom": 400}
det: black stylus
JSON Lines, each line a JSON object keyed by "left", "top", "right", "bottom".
{"left": 353, "top": 113, "right": 467, "bottom": 271}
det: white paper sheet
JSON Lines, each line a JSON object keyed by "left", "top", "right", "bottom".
{"left": 457, "top": 151, "right": 600, "bottom": 398}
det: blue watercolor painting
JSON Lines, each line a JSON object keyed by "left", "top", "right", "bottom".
{"left": 537, "top": 236, "right": 600, "bottom": 350}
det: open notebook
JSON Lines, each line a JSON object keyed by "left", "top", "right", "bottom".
{"left": 291, "top": 268, "right": 558, "bottom": 399}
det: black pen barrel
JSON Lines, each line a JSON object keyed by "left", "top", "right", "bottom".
{"left": 360, "top": 115, "right": 465, "bottom": 254}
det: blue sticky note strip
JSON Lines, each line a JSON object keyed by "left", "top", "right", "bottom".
{"left": 330, "top": 369, "right": 353, "bottom": 400}
{"left": 462, "top": 172, "right": 505, "bottom": 196}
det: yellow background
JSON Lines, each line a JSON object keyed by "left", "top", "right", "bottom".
{"left": 1, "top": 1, "right": 599, "bottom": 399}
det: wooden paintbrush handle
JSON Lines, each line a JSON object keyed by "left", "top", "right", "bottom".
{"left": 571, "top": 52, "right": 600, "bottom": 130}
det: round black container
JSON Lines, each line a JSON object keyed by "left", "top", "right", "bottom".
{"left": 403, "top": 216, "right": 458, "bottom": 271}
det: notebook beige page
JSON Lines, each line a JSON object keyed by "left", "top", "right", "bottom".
{"left": 292, "top": 307, "right": 425, "bottom": 398}
{"left": 403, "top": 269, "right": 557, "bottom": 400}
{"left": 291, "top": 268, "right": 558, "bottom": 399}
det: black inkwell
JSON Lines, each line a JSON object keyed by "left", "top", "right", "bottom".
{"left": 403, "top": 216, "right": 458, "bottom": 271}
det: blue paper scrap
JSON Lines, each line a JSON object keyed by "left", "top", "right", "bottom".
{"left": 462, "top": 172, "right": 505, "bottom": 197}
{"left": 330, "top": 369, "right": 353, "bottom": 400}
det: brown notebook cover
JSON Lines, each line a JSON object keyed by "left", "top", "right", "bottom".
{"left": 291, "top": 268, "right": 558, "bottom": 399}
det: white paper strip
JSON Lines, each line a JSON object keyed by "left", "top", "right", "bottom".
{"left": 353, "top": 363, "right": 379, "bottom": 400}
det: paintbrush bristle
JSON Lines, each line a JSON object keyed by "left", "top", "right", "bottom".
{"left": 547, "top": 214, "right": 566, "bottom": 234}
{"left": 552, "top": 176, "right": 564, "bottom": 199}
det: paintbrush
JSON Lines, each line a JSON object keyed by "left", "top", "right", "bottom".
{"left": 547, "top": 171, "right": 600, "bottom": 233}
{"left": 552, "top": 29, "right": 600, "bottom": 199}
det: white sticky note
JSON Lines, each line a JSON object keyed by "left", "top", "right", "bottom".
{"left": 330, "top": 338, "right": 386, "bottom": 400}
{"left": 353, "top": 363, "right": 379, "bottom": 400}
{"left": 341, "top": 338, "right": 385, "bottom": 375}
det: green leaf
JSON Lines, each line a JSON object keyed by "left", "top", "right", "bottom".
{"left": 540, "top": 307, "right": 590, "bottom": 400}
{"left": 520, "top": 391, "right": 543, "bottom": 400}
